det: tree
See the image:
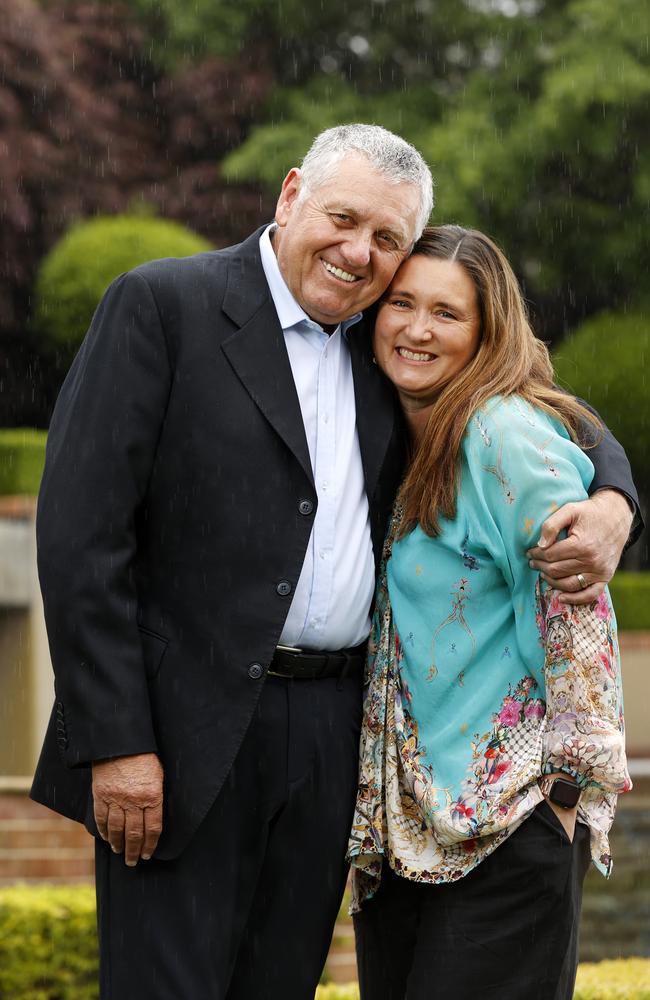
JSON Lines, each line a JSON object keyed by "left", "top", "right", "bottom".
{"left": 0, "top": 0, "right": 274, "bottom": 425}
{"left": 220, "top": 0, "right": 650, "bottom": 343}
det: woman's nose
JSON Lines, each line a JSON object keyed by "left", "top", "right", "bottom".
{"left": 408, "top": 314, "right": 434, "bottom": 342}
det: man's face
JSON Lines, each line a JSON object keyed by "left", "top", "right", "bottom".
{"left": 272, "top": 154, "right": 421, "bottom": 327}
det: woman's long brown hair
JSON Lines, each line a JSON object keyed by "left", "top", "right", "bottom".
{"left": 390, "top": 225, "right": 601, "bottom": 538}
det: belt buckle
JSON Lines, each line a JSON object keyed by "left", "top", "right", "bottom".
{"left": 268, "top": 644, "right": 304, "bottom": 678}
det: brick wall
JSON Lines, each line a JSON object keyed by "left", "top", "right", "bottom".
{"left": 0, "top": 791, "right": 94, "bottom": 886}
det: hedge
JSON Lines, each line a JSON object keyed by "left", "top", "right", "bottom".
{"left": 0, "top": 886, "right": 649, "bottom": 998}
{"left": 553, "top": 310, "right": 649, "bottom": 502}
{"left": 609, "top": 573, "right": 650, "bottom": 631}
{"left": 0, "top": 885, "right": 97, "bottom": 1000}
{"left": 0, "top": 429, "right": 47, "bottom": 496}
{"left": 316, "top": 963, "right": 650, "bottom": 999}
{"left": 34, "top": 213, "right": 212, "bottom": 352}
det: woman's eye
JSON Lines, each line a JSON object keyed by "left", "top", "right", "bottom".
{"left": 438, "top": 310, "right": 455, "bottom": 320}
{"left": 392, "top": 299, "right": 411, "bottom": 308}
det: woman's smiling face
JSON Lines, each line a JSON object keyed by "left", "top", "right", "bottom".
{"left": 373, "top": 254, "right": 481, "bottom": 413}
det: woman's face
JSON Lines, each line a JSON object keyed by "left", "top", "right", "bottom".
{"left": 373, "top": 255, "right": 481, "bottom": 411}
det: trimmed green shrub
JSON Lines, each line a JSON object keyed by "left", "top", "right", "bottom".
{"left": 316, "top": 987, "right": 359, "bottom": 1000}
{"left": 553, "top": 311, "right": 649, "bottom": 503}
{"left": 1, "top": 885, "right": 649, "bottom": 998}
{"left": 34, "top": 214, "right": 212, "bottom": 351}
{"left": 315, "top": 959, "right": 650, "bottom": 999}
{"left": 610, "top": 572, "right": 650, "bottom": 631}
{"left": 0, "top": 884, "right": 97, "bottom": 999}
{"left": 0, "top": 429, "right": 47, "bottom": 496}
{"left": 574, "top": 959, "right": 650, "bottom": 1000}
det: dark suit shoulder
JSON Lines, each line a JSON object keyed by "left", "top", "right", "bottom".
{"left": 130, "top": 246, "right": 232, "bottom": 301}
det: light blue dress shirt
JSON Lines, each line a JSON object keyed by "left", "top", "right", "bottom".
{"left": 259, "top": 225, "right": 375, "bottom": 650}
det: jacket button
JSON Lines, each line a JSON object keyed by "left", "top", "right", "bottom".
{"left": 276, "top": 580, "right": 292, "bottom": 596}
{"left": 298, "top": 499, "right": 314, "bottom": 516}
{"left": 248, "top": 663, "right": 263, "bottom": 680}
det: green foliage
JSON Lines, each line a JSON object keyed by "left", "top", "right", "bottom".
{"left": 34, "top": 215, "right": 212, "bottom": 352}
{"left": 574, "top": 959, "right": 650, "bottom": 999}
{"left": 223, "top": 78, "right": 437, "bottom": 192}
{"left": 316, "top": 987, "right": 359, "bottom": 1000}
{"left": 609, "top": 573, "right": 650, "bottom": 631}
{"left": 0, "top": 429, "right": 47, "bottom": 496}
{"left": 0, "top": 884, "right": 648, "bottom": 997}
{"left": 553, "top": 310, "right": 649, "bottom": 501}
{"left": 315, "top": 962, "right": 650, "bottom": 999}
{"left": 84, "top": 0, "right": 484, "bottom": 78}
{"left": 0, "top": 884, "right": 98, "bottom": 999}
{"left": 220, "top": 0, "right": 649, "bottom": 342}
{"left": 420, "top": 0, "right": 650, "bottom": 320}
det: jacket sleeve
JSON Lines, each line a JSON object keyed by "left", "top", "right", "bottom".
{"left": 37, "top": 270, "right": 173, "bottom": 767}
{"left": 575, "top": 397, "right": 643, "bottom": 545}
{"left": 462, "top": 399, "right": 630, "bottom": 794}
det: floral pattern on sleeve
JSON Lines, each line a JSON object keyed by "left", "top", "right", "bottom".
{"left": 537, "top": 585, "right": 631, "bottom": 874}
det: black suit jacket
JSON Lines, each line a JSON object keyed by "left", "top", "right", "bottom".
{"left": 30, "top": 226, "right": 640, "bottom": 859}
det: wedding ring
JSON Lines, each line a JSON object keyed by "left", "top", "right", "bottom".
{"left": 576, "top": 573, "right": 587, "bottom": 589}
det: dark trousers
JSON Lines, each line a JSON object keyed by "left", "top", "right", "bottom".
{"left": 354, "top": 801, "right": 592, "bottom": 1000}
{"left": 95, "top": 671, "right": 362, "bottom": 1000}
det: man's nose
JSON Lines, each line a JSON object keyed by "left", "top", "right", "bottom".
{"left": 341, "top": 232, "right": 372, "bottom": 268}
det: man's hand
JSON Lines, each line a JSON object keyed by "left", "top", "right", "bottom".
{"left": 526, "top": 489, "right": 633, "bottom": 605}
{"left": 92, "top": 753, "right": 163, "bottom": 866}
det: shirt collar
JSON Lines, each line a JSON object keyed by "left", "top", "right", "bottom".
{"left": 259, "top": 224, "right": 362, "bottom": 337}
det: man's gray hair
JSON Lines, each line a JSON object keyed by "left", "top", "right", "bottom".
{"left": 299, "top": 124, "right": 434, "bottom": 240}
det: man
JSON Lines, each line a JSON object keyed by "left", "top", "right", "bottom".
{"left": 31, "top": 125, "right": 639, "bottom": 999}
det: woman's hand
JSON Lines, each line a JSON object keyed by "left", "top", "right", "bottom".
{"left": 545, "top": 798, "right": 578, "bottom": 843}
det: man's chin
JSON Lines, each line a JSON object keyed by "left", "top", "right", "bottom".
{"left": 304, "top": 290, "right": 371, "bottom": 326}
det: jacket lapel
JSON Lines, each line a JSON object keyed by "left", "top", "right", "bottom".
{"left": 220, "top": 231, "right": 314, "bottom": 486}
{"left": 347, "top": 318, "right": 399, "bottom": 505}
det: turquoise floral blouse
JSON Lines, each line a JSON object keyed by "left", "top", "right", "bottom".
{"left": 348, "top": 395, "right": 631, "bottom": 911}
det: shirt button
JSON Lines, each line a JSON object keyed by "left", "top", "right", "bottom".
{"left": 276, "top": 580, "right": 292, "bottom": 596}
{"left": 298, "top": 499, "right": 314, "bottom": 516}
{"left": 248, "top": 663, "right": 263, "bottom": 680}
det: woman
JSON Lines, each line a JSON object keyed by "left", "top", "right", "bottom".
{"left": 347, "top": 225, "right": 631, "bottom": 1000}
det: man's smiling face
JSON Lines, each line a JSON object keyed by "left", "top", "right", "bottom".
{"left": 272, "top": 154, "right": 421, "bottom": 327}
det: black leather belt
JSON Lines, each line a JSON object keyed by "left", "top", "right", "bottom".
{"left": 267, "top": 642, "right": 367, "bottom": 681}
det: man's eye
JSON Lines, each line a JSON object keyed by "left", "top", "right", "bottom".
{"left": 332, "top": 213, "right": 352, "bottom": 223}
{"left": 378, "top": 233, "right": 399, "bottom": 250}
{"left": 438, "top": 310, "right": 455, "bottom": 320}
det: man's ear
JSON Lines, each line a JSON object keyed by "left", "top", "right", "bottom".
{"left": 275, "top": 168, "right": 302, "bottom": 227}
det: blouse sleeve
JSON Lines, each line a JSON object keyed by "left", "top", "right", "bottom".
{"left": 461, "top": 397, "right": 630, "bottom": 794}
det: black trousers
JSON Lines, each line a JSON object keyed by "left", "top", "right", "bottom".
{"left": 354, "top": 801, "right": 592, "bottom": 1000}
{"left": 95, "top": 670, "right": 362, "bottom": 1000}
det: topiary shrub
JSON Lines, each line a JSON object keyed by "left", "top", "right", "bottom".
{"left": 34, "top": 214, "right": 212, "bottom": 352}
{"left": 0, "top": 428, "right": 47, "bottom": 496}
{"left": 553, "top": 311, "right": 649, "bottom": 507}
